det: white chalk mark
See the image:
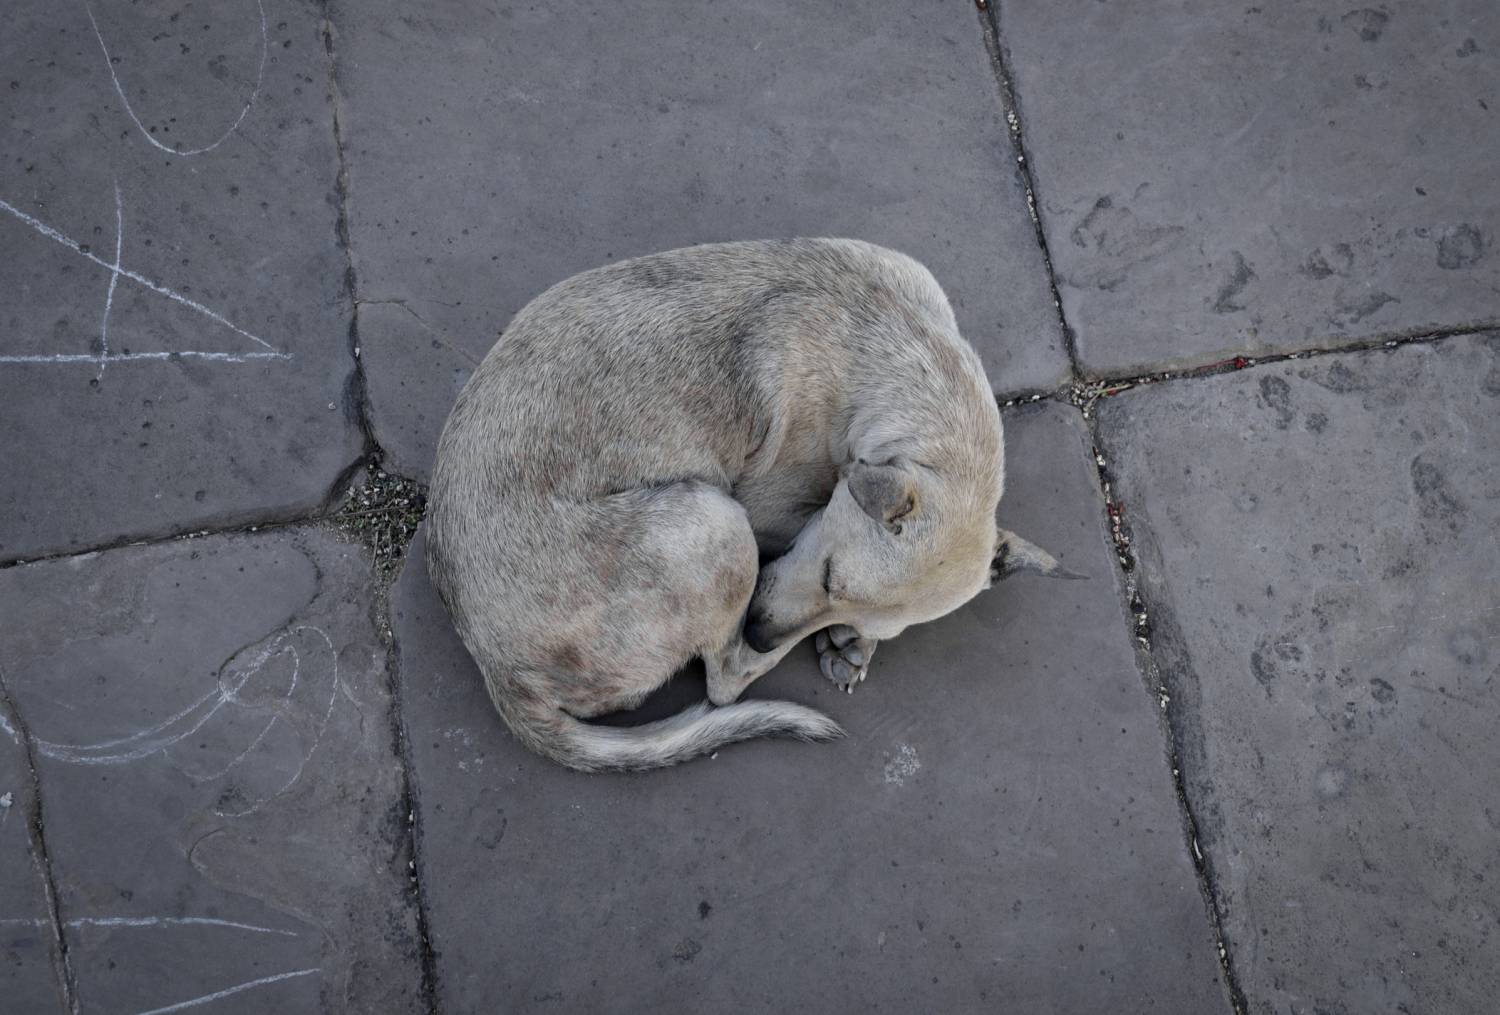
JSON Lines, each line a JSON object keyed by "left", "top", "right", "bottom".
{"left": 29, "top": 637, "right": 284, "bottom": 764}
{"left": 0, "top": 194, "right": 288, "bottom": 362}
{"left": 188, "top": 715, "right": 278, "bottom": 783}
{"left": 131, "top": 967, "right": 319, "bottom": 1015}
{"left": 83, "top": 0, "right": 268, "bottom": 157}
{"left": 95, "top": 180, "right": 124, "bottom": 379}
{"left": 187, "top": 636, "right": 301, "bottom": 783}
{"left": 0, "top": 915, "right": 299, "bottom": 937}
{"left": 214, "top": 631, "right": 340, "bottom": 818}
{"left": 79, "top": 915, "right": 300, "bottom": 936}
{"left": 0, "top": 351, "right": 288, "bottom": 365}
{"left": 22, "top": 625, "right": 339, "bottom": 818}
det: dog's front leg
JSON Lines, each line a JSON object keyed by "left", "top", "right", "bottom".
{"left": 704, "top": 634, "right": 800, "bottom": 706}
{"left": 815, "top": 626, "right": 877, "bottom": 694}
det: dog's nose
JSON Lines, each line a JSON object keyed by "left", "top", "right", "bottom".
{"left": 743, "top": 613, "right": 777, "bottom": 654}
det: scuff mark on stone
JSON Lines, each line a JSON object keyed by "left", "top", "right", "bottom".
{"left": 1212, "top": 252, "right": 1256, "bottom": 313}
{"left": 1410, "top": 455, "right": 1465, "bottom": 531}
{"left": 1435, "top": 224, "right": 1485, "bottom": 269}
{"left": 1066, "top": 195, "right": 1186, "bottom": 291}
{"left": 883, "top": 743, "right": 921, "bottom": 785}
{"left": 1299, "top": 242, "right": 1354, "bottom": 279}
{"left": 1341, "top": 8, "right": 1389, "bottom": 42}
{"left": 1331, "top": 287, "right": 1398, "bottom": 326}
{"left": 1257, "top": 375, "right": 1295, "bottom": 429}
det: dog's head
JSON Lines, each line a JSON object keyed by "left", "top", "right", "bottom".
{"left": 742, "top": 457, "right": 1079, "bottom": 653}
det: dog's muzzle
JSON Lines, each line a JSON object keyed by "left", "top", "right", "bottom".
{"left": 743, "top": 612, "right": 779, "bottom": 654}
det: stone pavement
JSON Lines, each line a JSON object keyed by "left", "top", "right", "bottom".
{"left": 1, "top": 1, "right": 1495, "bottom": 1012}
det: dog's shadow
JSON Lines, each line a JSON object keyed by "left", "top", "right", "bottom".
{"left": 591, "top": 656, "right": 814, "bottom": 728}
{"left": 591, "top": 667, "right": 707, "bottom": 726}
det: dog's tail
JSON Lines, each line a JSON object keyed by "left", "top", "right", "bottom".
{"left": 494, "top": 688, "right": 844, "bottom": 773}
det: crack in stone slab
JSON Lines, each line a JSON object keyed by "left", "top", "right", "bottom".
{"left": 318, "top": 3, "right": 384, "bottom": 508}
{"left": 1072, "top": 411, "right": 1248, "bottom": 1015}
{"left": 0, "top": 664, "right": 80, "bottom": 1014}
{"left": 974, "top": 2, "right": 1080, "bottom": 379}
{"left": 318, "top": 11, "right": 439, "bottom": 1008}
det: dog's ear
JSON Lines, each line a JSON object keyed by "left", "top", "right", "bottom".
{"left": 991, "top": 527, "right": 1088, "bottom": 582}
{"left": 847, "top": 460, "right": 916, "bottom": 528}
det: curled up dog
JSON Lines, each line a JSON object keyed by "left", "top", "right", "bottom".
{"left": 425, "top": 238, "right": 1078, "bottom": 772}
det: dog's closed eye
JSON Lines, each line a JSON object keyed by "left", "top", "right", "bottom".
{"left": 822, "top": 556, "right": 835, "bottom": 596}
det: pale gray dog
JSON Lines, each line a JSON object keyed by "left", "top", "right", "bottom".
{"left": 426, "top": 238, "right": 1075, "bottom": 772}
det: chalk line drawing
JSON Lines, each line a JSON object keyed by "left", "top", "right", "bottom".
{"left": 11, "top": 625, "right": 338, "bottom": 817}
{"left": 95, "top": 180, "right": 123, "bottom": 378}
{"left": 133, "top": 967, "right": 320, "bottom": 1015}
{"left": 0, "top": 915, "right": 313, "bottom": 1013}
{"left": 0, "top": 915, "right": 299, "bottom": 937}
{"left": 0, "top": 189, "right": 291, "bottom": 368}
{"left": 83, "top": 0, "right": 269, "bottom": 157}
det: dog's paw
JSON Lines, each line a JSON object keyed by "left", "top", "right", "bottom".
{"left": 815, "top": 625, "right": 877, "bottom": 694}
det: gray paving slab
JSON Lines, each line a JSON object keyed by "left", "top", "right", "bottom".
{"left": 1095, "top": 335, "right": 1500, "bottom": 1014}
{"left": 998, "top": 0, "right": 1500, "bottom": 376}
{"left": 0, "top": 528, "right": 425, "bottom": 1013}
{"left": 333, "top": 0, "right": 1069, "bottom": 479}
{"left": 0, "top": 717, "right": 64, "bottom": 1012}
{"left": 393, "top": 402, "right": 1228, "bottom": 1012}
{"left": 0, "top": 0, "right": 361, "bottom": 560}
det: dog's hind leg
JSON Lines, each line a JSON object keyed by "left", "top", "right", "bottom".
{"left": 538, "top": 480, "right": 764, "bottom": 720}
{"left": 630, "top": 481, "right": 805, "bottom": 707}
{"left": 484, "top": 481, "right": 839, "bottom": 770}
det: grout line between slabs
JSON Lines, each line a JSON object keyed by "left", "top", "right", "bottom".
{"left": 319, "top": 0, "right": 385, "bottom": 506}
{"left": 1072, "top": 403, "right": 1250, "bottom": 1015}
{"left": 997, "top": 317, "right": 1499, "bottom": 412}
{"left": 318, "top": 5, "right": 440, "bottom": 1011}
{"left": 1069, "top": 318, "right": 1500, "bottom": 403}
{"left": 973, "top": 0, "right": 1082, "bottom": 381}
{"left": 0, "top": 665, "right": 80, "bottom": 1014}
{"left": 369, "top": 556, "right": 443, "bottom": 1014}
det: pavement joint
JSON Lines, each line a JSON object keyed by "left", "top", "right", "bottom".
{"left": 1075, "top": 406, "right": 1249, "bottom": 1015}
{"left": 1071, "top": 318, "right": 1500, "bottom": 409}
{"left": 974, "top": 2, "right": 1081, "bottom": 381}
{"left": 0, "top": 466, "right": 431, "bottom": 576}
{"left": 377, "top": 578, "right": 442, "bottom": 1015}
{"left": 0, "top": 665, "right": 79, "bottom": 1014}
{"left": 318, "top": 18, "right": 439, "bottom": 1004}
{"left": 319, "top": 4, "right": 384, "bottom": 493}
{"left": 0, "top": 514, "right": 314, "bottom": 572}
{"left": 333, "top": 468, "right": 429, "bottom": 582}
{"left": 999, "top": 317, "right": 1499, "bottom": 417}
